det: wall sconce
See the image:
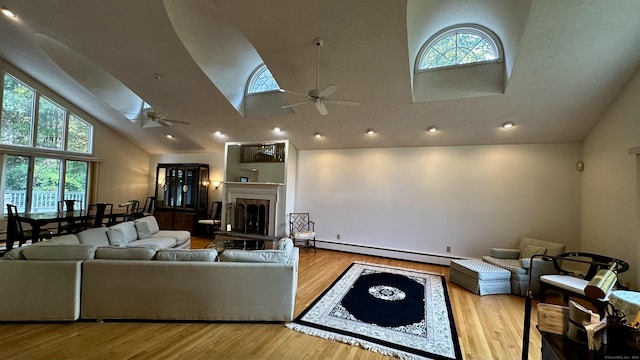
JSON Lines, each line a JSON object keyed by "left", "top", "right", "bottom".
{"left": 212, "top": 180, "right": 222, "bottom": 189}
{"left": 201, "top": 179, "right": 210, "bottom": 187}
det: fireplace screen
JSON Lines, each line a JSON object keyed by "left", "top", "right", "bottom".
{"left": 235, "top": 198, "right": 270, "bottom": 235}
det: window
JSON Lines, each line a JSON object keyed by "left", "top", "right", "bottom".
{"left": 1, "top": 70, "right": 94, "bottom": 214}
{"left": 1, "top": 74, "right": 34, "bottom": 146}
{"left": 1, "top": 73, "right": 93, "bottom": 153}
{"left": 2, "top": 155, "right": 89, "bottom": 213}
{"left": 246, "top": 64, "right": 280, "bottom": 94}
{"left": 417, "top": 25, "right": 501, "bottom": 71}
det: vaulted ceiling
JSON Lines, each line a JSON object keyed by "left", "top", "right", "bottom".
{"left": 0, "top": 0, "right": 639, "bottom": 154}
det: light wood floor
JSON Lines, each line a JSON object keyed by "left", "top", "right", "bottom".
{"left": 0, "top": 238, "right": 543, "bottom": 360}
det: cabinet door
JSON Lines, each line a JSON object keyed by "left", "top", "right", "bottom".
{"left": 154, "top": 209, "right": 173, "bottom": 230}
{"left": 174, "top": 212, "right": 195, "bottom": 232}
{"left": 183, "top": 167, "right": 197, "bottom": 210}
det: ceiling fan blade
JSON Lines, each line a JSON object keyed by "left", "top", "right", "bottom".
{"left": 281, "top": 101, "right": 310, "bottom": 109}
{"left": 314, "top": 101, "right": 328, "bottom": 115}
{"left": 163, "top": 118, "right": 190, "bottom": 125}
{"left": 318, "top": 84, "right": 339, "bottom": 98}
{"left": 157, "top": 119, "right": 171, "bottom": 127}
{"left": 279, "top": 88, "right": 310, "bottom": 98}
{"left": 325, "top": 98, "right": 360, "bottom": 106}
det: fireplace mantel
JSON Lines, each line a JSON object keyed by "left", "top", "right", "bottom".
{"left": 224, "top": 182, "right": 285, "bottom": 237}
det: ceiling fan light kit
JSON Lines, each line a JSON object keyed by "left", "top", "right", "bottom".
{"left": 280, "top": 38, "right": 359, "bottom": 115}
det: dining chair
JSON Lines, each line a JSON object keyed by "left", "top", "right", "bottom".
{"left": 140, "top": 196, "right": 155, "bottom": 217}
{"left": 197, "top": 201, "right": 222, "bottom": 238}
{"left": 86, "top": 203, "right": 113, "bottom": 228}
{"left": 56, "top": 199, "right": 79, "bottom": 234}
{"left": 6, "top": 204, "right": 52, "bottom": 247}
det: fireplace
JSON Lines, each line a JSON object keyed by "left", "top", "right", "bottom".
{"left": 235, "top": 198, "right": 269, "bottom": 235}
{"left": 224, "top": 182, "right": 285, "bottom": 237}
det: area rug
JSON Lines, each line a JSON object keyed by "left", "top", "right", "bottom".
{"left": 286, "top": 262, "right": 462, "bottom": 360}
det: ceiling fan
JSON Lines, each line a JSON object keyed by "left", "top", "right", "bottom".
{"left": 280, "top": 38, "right": 359, "bottom": 115}
{"left": 140, "top": 73, "right": 190, "bottom": 128}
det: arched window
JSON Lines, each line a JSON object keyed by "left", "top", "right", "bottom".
{"left": 246, "top": 64, "right": 280, "bottom": 94}
{"left": 417, "top": 25, "right": 501, "bottom": 71}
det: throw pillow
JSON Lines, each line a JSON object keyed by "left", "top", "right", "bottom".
{"left": 95, "top": 246, "right": 156, "bottom": 260}
{"left": 3, "top": 246, "right": 27, "bottom": 260}
{"left": 106, "top": 228, "right": 127, "bottom": 247}
{"left": 519, "top": 244, "right": 547, "bottom": 260}
{"left": 109, "top": 222, "right": 138, "bottom": 243}
{"left": 134, "top": 216, "right": 160, "bottom": 239}
{"left": 156, "top": 249, "right": 218, "bottom": 262}
{"left": 219, "top": 249, "right": 290, "bottom": 263}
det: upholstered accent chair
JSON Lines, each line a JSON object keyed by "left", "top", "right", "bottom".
{"left": 482, "top": 236, "right": 566, "bottom": 296}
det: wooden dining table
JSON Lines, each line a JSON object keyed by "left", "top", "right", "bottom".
{"left": 9, "top": 208, "right": 129, "bottom": 250}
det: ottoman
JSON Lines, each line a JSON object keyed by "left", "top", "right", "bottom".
{"left": 450, "top": 259, "right": 511, "bottom": 295}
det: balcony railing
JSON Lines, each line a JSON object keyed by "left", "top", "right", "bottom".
{"left": 4, "top": 190, "right": 86, "bottom": 213}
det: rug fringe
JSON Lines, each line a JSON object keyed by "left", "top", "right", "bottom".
{"left": 286, "top": 322, "right": 432, "bottom": 360}
{"left": 354, "top": 261, "right": 445, "bottom": 277}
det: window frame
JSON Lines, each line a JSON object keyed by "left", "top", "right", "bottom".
{"left": 1, "top": 67, "right": 94, "bottom": 155}
{"left": 246, "top": 64, "right": 280, "bottom": 95}
{"left": 0, "top": 63, "right": 98, "bottom": 215}
{"left": 415, "top": 24, "right": 503, "bottom": 73}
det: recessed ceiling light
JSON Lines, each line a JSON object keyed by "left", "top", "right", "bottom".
{"left": 1, "top": 7, "right": 16, "bottom": 18}
{"left": 502, "top": 121, "right": 515, "bottom": 129}
{"left": 314, "top": 132, "right": 324, "bottom": 139}
{"left": 426, "top": 126, "right": 437, "bottom": 133}
{"left": 366, "top": 129, "right": 376, "bottom": 136}
{"left": 274, "top": 126, "right": 283, "bottom": 133}
{"left": 166, "top": 134, "right": 174, "bottom": 139}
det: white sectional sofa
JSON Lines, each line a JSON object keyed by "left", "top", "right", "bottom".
{"left": 0, "top": 216, "right": 299, "bottom": 322}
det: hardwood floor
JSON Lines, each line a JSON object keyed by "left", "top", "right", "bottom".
{"left": 0, "top": 238, "right": 543, "bottom": 359}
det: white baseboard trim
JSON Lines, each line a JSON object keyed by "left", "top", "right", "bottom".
{"left": 314, "top": 239, "right": 468, "bottom": 266}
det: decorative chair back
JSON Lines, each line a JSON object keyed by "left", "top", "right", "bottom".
{"left": 141, "top": 196, "right": 155, "bottom": 216}
{"left": 87, "top": 203, "right": 113, "bottom": 227}
{"left": 6, "top": 204, "right": 26, "bottom": 246}
{"left": 289, "top": 213, "right": 312, "bottom": 233}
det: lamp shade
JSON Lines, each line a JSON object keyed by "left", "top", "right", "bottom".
{"left": 584, "top": 263, "right": 618, "bottom": 299}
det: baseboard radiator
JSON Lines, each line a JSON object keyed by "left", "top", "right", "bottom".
{"left": 316, "top": 239, "right": 466, "bottom": 266}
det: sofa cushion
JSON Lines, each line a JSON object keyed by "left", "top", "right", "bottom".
{"left": 519, "top": 244, "right": 547, "bottom": 260}
{"left": 77, "top": 227, "right": 110, "bottom": 247}
{"left": 152, "top": 230, "right": 190, "bottom": 247}
{"left": 109, "top": 221, "right": 138, "bottom": 243}
{"left": 22, "top": 244, "right": 96, "bottom": 260}
{"left": 128, "top": 237, "right": 175, "bottom": 249}
{"left": 106, "top": 228, "right": 127, "bottom": 247}
{"left": 134, "top": 216, "right": 160, "bottom": 239}
{"left": 220, "top": 249, "right": 290, "bottom": 263}
{"left": 156, "top": 249, "right": 218, "bottom": 262}
{"left": 95, "top": 246, "right": 156, "bottom": 260}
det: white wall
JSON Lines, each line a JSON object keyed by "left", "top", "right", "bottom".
{"left": 582, "top": 68, "right": 640, "bottom": 289}
{"left": 295, "top": 143, "right": 582, "bottom": 263}
{"left": 92, "top": 123, "right": 150, "bottom": 206}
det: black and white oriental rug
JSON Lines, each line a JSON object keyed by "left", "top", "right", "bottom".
{"left": 286, "top": 262, "right": 462, "bottom": 360}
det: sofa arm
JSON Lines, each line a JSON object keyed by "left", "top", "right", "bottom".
{"left": 528, "top": 258, "right": 556, "bottom": 279}
{"left": 490, "top": 248, "right": 520, "bottom": 259}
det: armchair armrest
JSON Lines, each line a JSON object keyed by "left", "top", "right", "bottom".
{"left": 490, "top": 248, "right": 520, "bottom": 259}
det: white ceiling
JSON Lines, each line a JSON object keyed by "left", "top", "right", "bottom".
{"left": 0, "top": 0, "right": 639, "bottom": 154}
